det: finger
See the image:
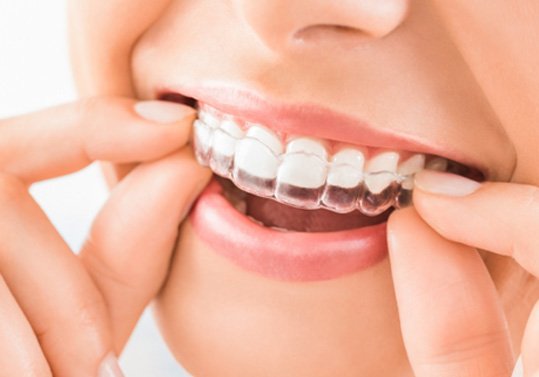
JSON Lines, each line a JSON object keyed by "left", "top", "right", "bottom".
{"left": 80, "top": 146, "right": 212, "bottom": 351}
{"left": 387, "top": 207, "right": 515, "bottom": 377}
{"left": 0, "top": 98, "right": 196, "bottom": 183}
{"left": 0, "top": 173, "right": 118, "bottom": 377}
{"left": 522, "top": 300, "right": 539, "bottom": 376}
{"left": 412, "top": 170, "right": 539, "bottom": 278}
{"left": 0, "top": 275, "right": 51, "bottom": 377}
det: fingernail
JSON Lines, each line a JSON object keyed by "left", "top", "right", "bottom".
{"left": 414, "top": 170, "right": 481, "bottom": 197}
{"left": 134, "top": 100, "right": 195, "bottom": 124}
{"left": 98, "top": 353, "right": 125, "bottom": 377}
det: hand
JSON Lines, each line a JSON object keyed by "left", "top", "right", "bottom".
{"left": 0, "top": 98, "right": 211, "bottom": 377}
{"left": 387, "top": 170, "right": 539, "bottom": 377}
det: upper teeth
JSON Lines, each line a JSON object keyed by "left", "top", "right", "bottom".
{"left": 193, "top": 104, "right": 446, "bottom": 214}
{"left": 327, "top": 148, "right": 365, "bottom": 188}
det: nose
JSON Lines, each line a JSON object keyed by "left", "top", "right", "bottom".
{"left": 234, "top": 0, "right": 410, "bottom": 51}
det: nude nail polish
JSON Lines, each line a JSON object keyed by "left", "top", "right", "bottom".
{"left": 98, "top": 353, "right": 125, "bottom": 377}
{"left": 414, "top": 170, "right": 481, "bottom": 197}
{"left": 135, "top": 100, "right": 195, "bottom": 124}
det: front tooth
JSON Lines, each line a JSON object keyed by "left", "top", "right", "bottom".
{"left": 286, "top": 137, "right": 328, "bottom": 160}
{"left": 426, "top": 157, "right": 448, "bottom": 172}
{"left": 277, "top": 155, "right": 327, "bottom": 189}
{"left": 397, "top": 154, "right": 426, "bottom": 190}
{"left": 365, "top": 151, "right": 399, "bottom": 194}
{"left": 327, "top": 148, "right": 365, "bottom": 188}
{"left": 245, "top": 124, "right": 283, "bottom": 155}
{"left": 322, "top": 148, "right": 365, "bottom": 213}
{"left": 276, "top": 138, "right": 328, "bottom": 208}
{"left": 231, "top": 125, "right": 283, "bottom": 197}
{"left": 233, "top": 138, "right": 279, "bottom": 196}
{"left": 209, "top": 119, "right": 244, "bottom": 176}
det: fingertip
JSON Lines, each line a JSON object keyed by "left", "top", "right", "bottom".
{"left": 411, "top": 186, "right": 454, "bottom": 225}
{"left": 414, "top": 170, "right": 481, "bottom": 197}
{"left": 387, "top": 207, "right": 422, "bottom": 245}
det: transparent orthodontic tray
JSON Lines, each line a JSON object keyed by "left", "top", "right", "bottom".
{"left": 192, "top": 119, "right": 421, "bottom": 216}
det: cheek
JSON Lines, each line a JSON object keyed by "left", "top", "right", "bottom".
{"left": 153, "top": 221, "right": 409, "bottom": 376}
{"left": 69, "top": 0, "right": 172, "bottom": 96}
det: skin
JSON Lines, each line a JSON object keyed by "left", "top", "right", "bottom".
{"left": 0, "top": 0, "right": 538, "bottom": 375}
{"left": 0, "top": 99, "right": 210, "bottom": 376}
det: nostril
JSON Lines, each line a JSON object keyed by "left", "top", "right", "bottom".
{"left": 293, "top": 24, "right": 371, "bottom": 45}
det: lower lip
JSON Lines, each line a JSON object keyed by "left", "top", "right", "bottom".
{"left": 189, "top": 179, "right": 388, "bottom": 282}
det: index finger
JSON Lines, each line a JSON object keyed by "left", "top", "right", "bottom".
{"left": 0, "top": 98, "right": 196, "bottom": 183}
{"left": 412, "top": 170, "right": 539, "bottom": 277}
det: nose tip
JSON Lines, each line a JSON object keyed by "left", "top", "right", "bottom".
{"left": 235, "top": 0, "right": 410, "bottom": 52}
{"left": 352, "top": 0, "right": 410, "bottom": 38}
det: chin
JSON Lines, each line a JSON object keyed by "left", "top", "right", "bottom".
{"left": 153, "top": 220, "right": 412, "bottom": 377}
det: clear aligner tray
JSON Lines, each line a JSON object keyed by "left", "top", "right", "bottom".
{"left": 191, "top": 112, "right": 435, "bottom": 217}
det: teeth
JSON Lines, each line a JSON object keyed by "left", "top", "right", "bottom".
{"left": 233, "top": 138, "right": 279, "bottom": 196}
{"left": 193, "top": 120, "right": 214, "bottom": 164}
{"left": 192, "top": 107, "right": 456, "bottom": 215}
{"left": 327, "top": 148, "right": 365, "bottom": 188}
{"left": 247, "top": 215, "right": 265, "bottom": 227}
{"left": 277, "top": 153, "right": 327, "bottom": 189}
{"left": 199, "top": 108, "right": 220, "bottom": 128}
{"left": 426, "top": 157, "right": 448, "bottom": 172}
{"left": 232, "top": 125, "right": 283, "bottom": 197}
{"left": 278, "top": 137, "right": 328, "bottom": 189}
{"left": 209, "top": 119, "right": 244, "bottom": 176}
{"left": 322, "top": 148, "right": 365, "bottom": 212}
{"left": 275, "top": 137, "right": 328, "bottom": 208}
{"left": 286, "top": 137, "right": 328, "bottom": 160}
{"left": 234, "top": 200, "right": 247, "bottom": 214}
{"left": 397, "top": 154, "right": 425, "bottom": 190}
{"left": 398, "top": 154, "right": 426, "bottom": 176}
{"left": 245, "top": 124, "right": 284, "bottom": 155}
{"left": 364, "top": 151, "right": 399, "bottom": 194}
{"left": 221, "top": 179, "right": 248, "bottom": 214}
{"left": 234, "top": 139, "right": 280, "bottom": 179}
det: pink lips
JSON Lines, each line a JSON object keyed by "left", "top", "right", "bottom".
{"left": 190, "top": 180, "right": 388, "bottom": 281}
{"left": 159, "top": 83, "right": 485, "bottom": 176}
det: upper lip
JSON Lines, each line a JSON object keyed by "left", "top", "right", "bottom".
{"left": 159, "top": 83, "right": 490, "bottom": 178}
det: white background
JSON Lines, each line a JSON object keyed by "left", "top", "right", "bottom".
{"left": 0, "top": 1, "right": 525, "bottom": 376}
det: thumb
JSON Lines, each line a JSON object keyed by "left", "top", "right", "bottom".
{"left": 387, "top": 207, "right": 515, "bottom": 377}
{"left": 80, "top": 146, "right": 211, "bottom": 352}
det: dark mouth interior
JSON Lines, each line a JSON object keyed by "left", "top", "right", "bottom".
{"left": 160, "top": 92, "right": 198, "bottom": 108}
{"left": 219, "top": 177, "right": 392, "bottom": 232}
{"left": 161, "top": 93, "right": 485, "bottom": 232}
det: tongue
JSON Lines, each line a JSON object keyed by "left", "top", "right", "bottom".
{"left": 245, "top": 194, "right": 392, "bottom": 232}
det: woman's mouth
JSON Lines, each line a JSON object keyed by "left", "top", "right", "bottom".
{"left": 160, "top": 88, "right": 484, "bottom": 281}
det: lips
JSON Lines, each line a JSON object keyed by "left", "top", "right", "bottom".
{"left": 160, "top": 84, "right": 488, "bottom": 178}
{"left": 191, "top": 180, "right": 389, "bottom": 281}
{"left": 159, "top": 85, "right": 482, "bottom": 281}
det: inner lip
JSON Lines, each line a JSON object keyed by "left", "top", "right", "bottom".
{"left": 161, "top": 92, "right": 484, "bottom": 232}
